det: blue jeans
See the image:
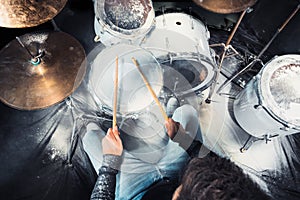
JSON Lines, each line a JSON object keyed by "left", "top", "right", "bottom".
{"left": 83, "top": 104, "right": 201, "bottom": 199}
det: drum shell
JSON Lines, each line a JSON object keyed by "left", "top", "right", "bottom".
{"left": 141, "top": 12, "right": 211, "bottom": 58}
{"left": 234, "top": 78, "right": 299, "bottom": 137}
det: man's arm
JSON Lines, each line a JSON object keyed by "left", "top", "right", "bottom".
{"left": 90, "top": 126, "right": 123, "bottom": 200}
{"left": 91, "top": 155, "right": 122, "bottom": 200}
{"left": 165, "top": 118, "right": 201, "bottom": 156}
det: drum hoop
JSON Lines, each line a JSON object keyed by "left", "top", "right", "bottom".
{"left": 157, "top": 51, "right": 216, "bottom": 96}
{"left": 95, "top": 0, "right": 155, "bottom": 39}
{"left": 257, "top": 54, "right": 300, "bottom": 129}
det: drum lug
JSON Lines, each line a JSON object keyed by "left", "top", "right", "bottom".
{"left": 254, "top": 104, "right": 263, "bottom": 109}
{"left": 280, "top": 126, "right": 290, "bottom": 131}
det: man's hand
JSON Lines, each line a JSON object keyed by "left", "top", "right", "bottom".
{"left": 102, "top": 126, "right": 123, "bottom": 156}
{"left": 165, "top": 118, "right": 181, "bottom": 140}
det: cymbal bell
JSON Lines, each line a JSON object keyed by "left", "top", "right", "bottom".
{"left": 0, "top": 0, "right": 67, "bottom": 28}
{"left": 0, "top": 31, "right": 86, "bottom": 110}
{"left": 192, "top": 0, "right": 257, "bottom": 14}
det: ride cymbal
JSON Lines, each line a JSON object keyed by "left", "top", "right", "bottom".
{"left": 0, "top": 0, "right": 67, "bottom": 28}
{"left": 192, "top": 0, "right": 257, "bottom": 14}
{"left": 0, "top": 31, "right": 86, "bottom": 110}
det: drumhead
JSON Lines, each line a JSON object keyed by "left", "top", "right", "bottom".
{"left": 95, "top": 0, "right": 155, "bottom": 38}
{"left": 259, "top": 54, "right": 300, "bottom": 129}
{"left": 89, "top": 44, "right": 163, "bottom": 115}
{"left": 158, "top": 52, "right": 216, "bottom": 96}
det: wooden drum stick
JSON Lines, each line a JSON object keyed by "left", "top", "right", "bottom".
{"left": 131, "top": 57, "right": 168, "bottom": 121}
{"left": 113, "top": 56, "right": 118, "bottom": 128}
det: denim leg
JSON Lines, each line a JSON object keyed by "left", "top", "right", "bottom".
{"left": 172, "top": 104, "right": 202, "bottom": 142}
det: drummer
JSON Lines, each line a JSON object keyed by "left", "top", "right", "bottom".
{"left": 83, "top": 98, "right": 202, "bottom": 199}
{"left": 88, "top": 115, "right": 270, "bottom": 200}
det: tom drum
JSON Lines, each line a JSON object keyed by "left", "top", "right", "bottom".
{"left": 234, "top": 54, "right": 300, "bottom": 138}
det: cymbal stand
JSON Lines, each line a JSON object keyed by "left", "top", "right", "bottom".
{"left": 16, "top": 36, "right": 42, "bottom": 65}
{"left": 205, "top": 8, "right": 249, "bottom": 103}
{"left": 51, "top": 19, "right": 61, "bottom": 31}
{"left": 216, "top": 3, "right": 300, "bottom": 95}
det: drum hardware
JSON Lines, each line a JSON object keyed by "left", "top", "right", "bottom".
{"left": 216, "top": 4, "right": 300, "bottom": 96}
{"left": 205, "top": 7, "right": 253, "bottom": 103}
{"left": 0, "top": 0, "right": 67, "bottom": 28}
{"left": 240, "top": 133, "right": 279, "bottom": 153}
{"left": 0, "top": 31, "right": 86, "bottom": 110}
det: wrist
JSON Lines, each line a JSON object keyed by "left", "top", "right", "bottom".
{"left": 102, "top": 154, "right": 122, "bottom": 170}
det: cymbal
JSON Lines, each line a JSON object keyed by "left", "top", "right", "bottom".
{"left": 192, "top": 0, "right": 257, "bottom": 14}
{"left": 0, "top": 31, "right": 86, "bottom": 110}
{"left": 0, "top": 0, "right": 67, "bottom": 28}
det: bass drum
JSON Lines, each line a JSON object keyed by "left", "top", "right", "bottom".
{"left": 140, "top": 12, "right": 216, "bottom": 96}
{"left": 234, "top": 54, "right": 300, "bottom": 138}
{"left": 93, "top": 0, "right": 155, "bottom": 46}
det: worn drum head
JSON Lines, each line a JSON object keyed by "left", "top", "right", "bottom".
{"left": 158, "top": 52, "right": 216, "bottom": 96}
{"left": 94, "top": 0, "right": 155, "bottom": 39}
{"left": 89, "top": 44, "right": 163, "bottom": 115}
{"left": 259, "top": 54, "right": 300, "bottom": 129}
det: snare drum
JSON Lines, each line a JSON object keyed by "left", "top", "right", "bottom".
{"left": 89, "top": 44, "right": 163, "bottom": 117}
{"left": 234, "top": 54, "right": 300, "bottom": 138}
{"left": 140, "top": 13, "right": 216, "bottom": 96}
{"left": 94, "top": 0, "right": 155, "bottom": 46}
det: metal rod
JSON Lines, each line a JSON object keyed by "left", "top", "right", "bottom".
{"left": 16, "top": 36, "right": 35, "bottom": 59}
{"left": 257, "top": 4, "right": 300, "bottom": 58}
{"left": 51, "top": 19, "right": 61, "bottom": 31}
{"left": 226, "top": 9, "right": 247, "bottom": 46}
{"left": 216, "top": 4, "right": 300, "bottom": 95}
{"left": 205, "top": 9, "right": 248, "bottom": 103}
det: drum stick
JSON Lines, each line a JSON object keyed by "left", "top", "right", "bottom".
{"left": 113, "top": 56, "right": 118, "bottom": 128}
{"left": 131, "top": 57, "right": 169, "bottom": 121}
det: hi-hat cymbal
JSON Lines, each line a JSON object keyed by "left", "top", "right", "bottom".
{"left": 192, "top": 0, "right": 257, "bottom": 14}
{"left": 0, "top": 31, "right": 86, "bottom": 110}
{"left": 0, "top": 0, "right": 67, "bottom": 28}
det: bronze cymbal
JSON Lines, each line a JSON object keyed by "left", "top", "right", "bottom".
{"left": 0, "top": 31, "right": 86, "bottom": 110}
{"left": 0, "top": 0, "right": 67, "bottom": 28}
{"left": 192, "top": 0, "right": 257, "bottom": 14}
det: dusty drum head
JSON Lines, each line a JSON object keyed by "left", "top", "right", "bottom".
{"left": 89, "top": 44, "right": 163, "bottom": 116}
{"left": 94, "top": 0, "right": 155, "bottom": 45}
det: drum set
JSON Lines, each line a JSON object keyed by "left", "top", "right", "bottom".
{"left": 0, "top": 0, "right": 299, "bottom": 152}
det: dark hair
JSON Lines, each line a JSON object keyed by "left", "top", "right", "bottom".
{"left": 177, "top": 153, "right": 270, "bottom": 200}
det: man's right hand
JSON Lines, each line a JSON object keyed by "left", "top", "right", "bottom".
{"left": 102, "top": 126, "right": 123, "bottom": 156}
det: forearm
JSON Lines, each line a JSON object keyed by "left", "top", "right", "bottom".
{"left": 90, "top": 155, "right": 122, "bottom": 200}
{"left": 172, "top": 127, "right": 201, "bottom": 157}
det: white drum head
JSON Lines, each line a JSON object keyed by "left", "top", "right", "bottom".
{"left": 259, "top": 54, "right": 300, "bottom": 129}
{"left": 94, "top": 0, "right": 155, "bottom": 42}
{"left": 89, "top": 44, "right": 163, "bottom": 115}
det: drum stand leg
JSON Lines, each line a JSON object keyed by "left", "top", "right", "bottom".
{"left": 205, "top": 9, "right": 249, "bottom": 104}
{"left": 240, "top": 133, "right": 279, "bottom": 152}
{"left": 216, "top": 3, "right": 300, "bottom": 96}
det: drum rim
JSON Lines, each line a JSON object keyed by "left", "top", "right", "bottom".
{"left": 89, "top": 44, "right": 163, "bottom": 116}
{"left": 156, "top": 50, "right": 216, "bottom": 96}
{"left": 95, "top": 0, "right": 155, "bottom": 39}
{"left": 258, "top": 54, "right": 300, "bottom": 129}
